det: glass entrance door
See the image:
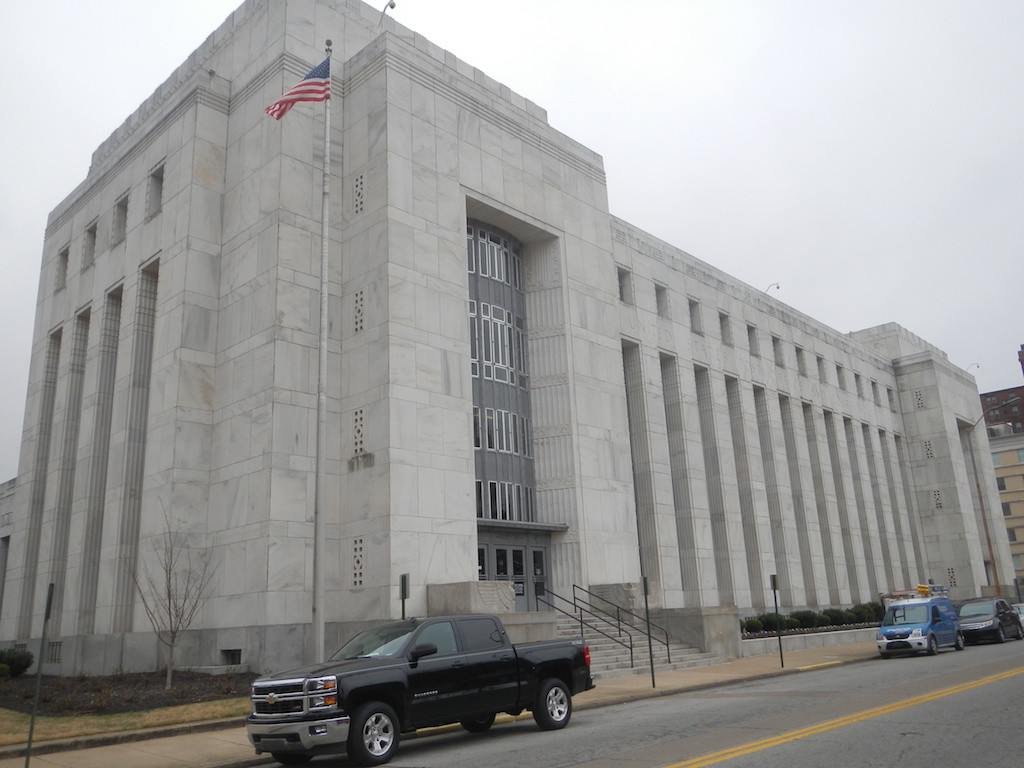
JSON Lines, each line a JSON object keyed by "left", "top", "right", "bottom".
{"left": 495, "top": 546, "right": 527, "bottom": 611}
{"left": 483, "top": 544, "right": 547, "bottom": 611}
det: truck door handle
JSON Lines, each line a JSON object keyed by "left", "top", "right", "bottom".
{"left": 452, "top": 659, "right": 467, "bottom": 668}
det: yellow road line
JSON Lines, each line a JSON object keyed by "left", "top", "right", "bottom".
{"left": 662, "top": 666, "right": 1024, "bottom": 768}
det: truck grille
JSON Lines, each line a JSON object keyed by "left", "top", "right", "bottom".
{"left": 252, "top": 679, "right": 311, "bottom": 716}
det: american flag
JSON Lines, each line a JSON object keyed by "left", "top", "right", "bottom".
{"left": 265, "top": 58, "right": 331, "bottom": 120}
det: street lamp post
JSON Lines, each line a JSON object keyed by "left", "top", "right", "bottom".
{"left": 968, "top": 396, "right": 1020, "bottom": 598}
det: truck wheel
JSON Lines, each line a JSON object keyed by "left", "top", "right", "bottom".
{"left": 461, "top": 713, "right": 496, "bottom": 732}
{"left": 954, "top": 632, "right": 965, "bottom": 651}
{"left": 996, "top": 626, "right": 1006, "bottom": 644}
{"left": 348, "top": 701, "right": 400, "bottom": 766}
{"left": 270, "top": 755, "right": 312, "bottom": 766}
{"left": 926, "top": 635, "right": 938, "bottom": 656}
{"left": 533, "top": 678, "right": 572, "bottom": 730}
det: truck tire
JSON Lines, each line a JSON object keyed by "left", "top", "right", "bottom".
{"left": 270, "top": 755, "right": 312, "bottom": 766}
{"left": 926, "top": 635, "right": 938, "bottom": 655}
{"left": 954, "top": 632, "right": 965, "bottom": 651}
{"left": 996, "top": 626, "right": 1006, "bottom": 643}
{"left": 348, "top": 701, "right": 400, "bottom": 766}
{"left": 533, "top": 678, "right": 572, "bottom": 730}
{"left": 461, "top": 713, "right": 496, "bottom": 732}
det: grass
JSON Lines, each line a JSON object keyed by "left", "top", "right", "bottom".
{"left": 0, "top": 696, "right": 251, "bottom": 748}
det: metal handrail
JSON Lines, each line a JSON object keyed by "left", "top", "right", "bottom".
{"left": 537, "top": 591, "right": 634, "bottom": 668}
{"left": 571, "top": 584, "right": 672, "bottom": 664}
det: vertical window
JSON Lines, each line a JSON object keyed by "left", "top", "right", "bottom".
{"left": 795, "top": 346, "right": 807, "bottom": 376}
{"left": 655, "top": 284, "right": 669, "bottom": 318}
{"left": 746, "top": 324, "right": 759, "bottom": 357}
{"left": 112, "top": 194, "right": 128, "bottom": 245}
{"left": 82, "top": 221, "right": 97, "bottom": 269}
{"left": 854, "top": 373, "right": 863, "bottom": 398}
{"left": 146, "top": 164, "right": 164, "bottom": 218}
{"left": 997, "top": 477, "right": 1007, "bottom": 491}
{"left": 719, "top": 312, "right": 732, "bottom": 346}
{"left": 871, "top": 381, "right": 880, "bottom": 405}
{"left": 817, "top": 355, "right": 827, "bottom": 383}
{"left": 617, "top": 267, "right": 633, "bottom": 304}
{"left": 836, "top": 365, "right": 846, "bottom": 391}
{"left": 1001, "top": 502, "right": 1011, "bottom": 516}
{"left": 688, "top": 298, "right": 703, "bottom": 335}
{"left": 469, "top": 301, "right": 478, "bottom": 378}
{"left": 0, "top": 535, "right": 9, "bottom": 623}
{"left": 887, "top": 387, "right": 896, "bottom": 410}
{"left": 55, "top": 247, "right": 69, "bottom": 291}
{"left": 772, "top": 336, "right": 784, "bottom": 367}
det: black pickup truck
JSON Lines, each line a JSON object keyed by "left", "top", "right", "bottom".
{"left": 246, "top": 614, "right": 594, "bottom": 766}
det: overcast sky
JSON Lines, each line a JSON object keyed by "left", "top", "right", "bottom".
{"left": 1, "top": 0, "right": 1022, "bottom": 480}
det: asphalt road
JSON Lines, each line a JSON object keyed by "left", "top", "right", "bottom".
{"left": 356, "top": 638, "right": 1024, "bottom": 768}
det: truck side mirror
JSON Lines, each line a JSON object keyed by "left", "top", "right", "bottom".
{"left": 410, "top": 642, "right": 438, "bottom": 662}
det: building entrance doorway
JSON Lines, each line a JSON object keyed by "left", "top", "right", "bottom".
{"left": 478, "top": 543, "right": 547, "bottom": 611}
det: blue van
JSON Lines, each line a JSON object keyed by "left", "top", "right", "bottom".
{"left": 876, "top": 594, "right": 964, "bottom": 658}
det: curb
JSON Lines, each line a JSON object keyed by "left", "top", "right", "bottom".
{"left": 0, "top": 716, "right": 247, "bottom": 760}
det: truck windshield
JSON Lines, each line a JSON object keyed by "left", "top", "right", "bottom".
{"left": 882, "top": 604, "right": 929, "bottom": 626}
{"left": 330, "top": 623, "right": 416, "bottom": 660}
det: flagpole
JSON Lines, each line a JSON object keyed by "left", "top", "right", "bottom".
{"left": 313, "top": 39, "right": 332, "bottom": 664}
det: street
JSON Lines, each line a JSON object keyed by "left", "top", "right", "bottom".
{"left": 367, "top": 640, "right": 1024, "bottom": 768}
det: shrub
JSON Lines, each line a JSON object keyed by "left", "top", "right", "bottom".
{"left": 850, "top": 603, "right": 878, "bottom": 623}
{"left": 743, "top": 618, "right": 763, "bottom": 633}
{"left": 781, "top": 617, "right": 801, "bottom": 631}
{"left": 822, "top": 608, "right": 856, "bottom": 626}
{"left": 790, "top": 610, "right": 819, "bottom": 629}
{"left": 0, "top": 648, "right": 34, "bottom": 678}
{"left": 0, "top": 662, "right": 9, "bottom": 681}
{"left": 852, "top": 601, "right": 884, "bottom": 623}
{"left": 814, "top": 612, "right": 833, "bottom": 627}
{"left": 757, "top": 612, "right": 783, "bottom": 631}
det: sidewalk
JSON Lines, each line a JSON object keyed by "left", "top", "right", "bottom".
{"left": 0, "top": 640, "right": 879, "bottom": 768}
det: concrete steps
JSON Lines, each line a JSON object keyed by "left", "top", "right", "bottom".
{"left": 553, "top": 614, "right": 723, "bottom": 680}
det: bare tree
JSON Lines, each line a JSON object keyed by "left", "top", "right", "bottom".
{"left": 133, "top": 515, "right": 218, "bottom": 689}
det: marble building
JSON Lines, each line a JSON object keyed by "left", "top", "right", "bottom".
{"left": 0, "top": 0, "right": 1009, "bottom": 674}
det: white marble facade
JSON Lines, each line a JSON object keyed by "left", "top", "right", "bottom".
{"left": 0, "top": 0, "right": 1010, "bottom": 674}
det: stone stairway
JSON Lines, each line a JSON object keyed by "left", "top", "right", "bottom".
{"left": 553, "top": 613, "right": 722, "bottom": 680}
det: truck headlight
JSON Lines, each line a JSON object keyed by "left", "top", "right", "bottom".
{"left": 308, "top": 676, "right": 338, "bottom": 709}
{"left": 909, "top": 628, "right": 922, "bottom": 638}
{"left": 875, "top": 631, "right": 884, "bottom": 641}
{"left": 309, "top": 676, "right": 337, "bottom": 692}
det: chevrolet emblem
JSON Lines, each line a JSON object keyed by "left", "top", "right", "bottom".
{"left": 266, "top": 692, "right": 278, "bottom": 704}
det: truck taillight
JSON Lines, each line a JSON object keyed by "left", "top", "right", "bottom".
{"left": 583, "top": 645, "right": 591, "bottom": 667}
